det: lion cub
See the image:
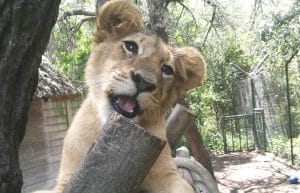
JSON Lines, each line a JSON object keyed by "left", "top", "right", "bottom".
{"left": 33, "top": 0, "right": 206, "bottom": 193}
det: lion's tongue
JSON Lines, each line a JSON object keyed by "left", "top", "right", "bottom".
{"left": 116, "top": 96, "right": 137, "bottom": 113}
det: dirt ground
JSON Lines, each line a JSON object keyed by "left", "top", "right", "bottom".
{"left": 211, "top": 152, "right": 300, "bottom": 193}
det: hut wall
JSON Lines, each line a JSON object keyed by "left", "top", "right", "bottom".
{"left": 20, "top": 97, "right": 82, "bottom": 193}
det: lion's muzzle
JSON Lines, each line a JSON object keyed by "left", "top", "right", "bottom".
{"left": 131, "top": 71, "right": 156, "bottom": 94}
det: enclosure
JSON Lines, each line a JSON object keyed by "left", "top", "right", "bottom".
{"left": 28, "top": 0, "right": 300, "bottom": 190}
{"left": 0, "top": 0, "right": 299, "bottom": 192}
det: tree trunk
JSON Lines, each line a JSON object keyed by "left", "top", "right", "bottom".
{"left": 0, "top": 1, "right": 60, "bottom": 192}
{"left": 145, "top": 0, "right": 169, "bottom": 42}
{"left": 63, "top": 113, "right": 166, "bottom": 193}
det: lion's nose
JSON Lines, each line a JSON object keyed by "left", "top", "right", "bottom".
{"left": 131, "top": 71, "right": 155, "bottom": 93}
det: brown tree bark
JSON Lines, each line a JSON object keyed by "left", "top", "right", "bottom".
{"left": 63, "top": 113, "right": 166, "bottom": 193}
{"left": 0, "top": 1, "right": 60, "bottom": 192}
{"left": 145, "top": 0, "right": 169, "bottom": 42}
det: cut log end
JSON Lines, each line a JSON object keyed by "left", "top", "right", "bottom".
{"left": 64, "top": 113, "right": 166, "bottom": 193}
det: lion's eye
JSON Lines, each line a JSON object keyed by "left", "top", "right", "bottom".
{"left": 123, "top": 41, "right": 138, "bottom": 55}
{"left": 162, "top": 64, "right": 174, "bottom": 75}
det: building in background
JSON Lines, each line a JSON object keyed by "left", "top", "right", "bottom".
{"left": 20, "top": 57, "right": 83, "bottom": 193}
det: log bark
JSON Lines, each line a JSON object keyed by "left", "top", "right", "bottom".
{"left": 176, "top": 99, "right": 214, "bottom": 177}
{"left": 184, "top": 121, "right": 215, "bottom": 178}
{"left": 63, "top": 113, "right": 166, "bottom": 193}
{"left": 0, "top": 1, "right": 60, "bottom": 193}
{"left": 166, "top": 102, "right": 215, "bottom": 178}
{"left": 166, "top": 104, "right": 194, "bottom": 148}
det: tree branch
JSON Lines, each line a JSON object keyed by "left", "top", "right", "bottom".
{"left": 203, "top": 5, "right": 217, "bottom": 46}
{"left": 58, "top": 10, "right": 96, "bottom": 21}
{"left": 285, "top": 49, "right": 299, "bottom": 66}
{"left": 250, "top": 0, "right": 263, "bottom": 28}
{"left": 251, "top": 54, "right": 269, "bottom": 75}
{"left": 177, "top": 1, "right": 197, "bottom": 25}
{"left": 69, "top": 16, "right": 95, "bottom": 34}
{"left": 175, "top": 6, "right": 185, "bottom": 28}
{"left": 229, "top": 62, "right": 249, "bottom": 76}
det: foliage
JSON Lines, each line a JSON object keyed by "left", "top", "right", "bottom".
{"left": 269, "top": 133, "right": 300, "bottom": 166}
{"left": 257, "top": 1, "right": 300, "bottom": 137}
{"left": 203, "top": 132, "right": 224, "bottom": 152}
{"left": 259, "top": 1, "right": 299, "bottom": 85}
{"left": 168, "top": 0, "right": 299, "bottom": 164}
{"left": 52, "top": 27, "right": 92, "bottom": 81}
{"left": 45, "top": 0, "right": 94, "bottom": 81}
{"left": 175, "top": 135, "right": 189, "bottom": 150}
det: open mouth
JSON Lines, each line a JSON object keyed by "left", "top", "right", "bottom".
{"left": 110, "top": 95, "right": 139, "bottom": 118}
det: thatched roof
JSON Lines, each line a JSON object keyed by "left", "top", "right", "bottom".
{"left": 34, "top": 57, "right": 80, "bottom": 98}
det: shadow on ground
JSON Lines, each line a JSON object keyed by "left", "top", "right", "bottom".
{"left": 211, "top": 152, "right": 300, "bottom": 193}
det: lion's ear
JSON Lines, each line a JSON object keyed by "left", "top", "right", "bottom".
{"left": 174, "top": 47, "right": 206, "bottom": 93}
{"left": 93, "top": 0, "right": 145, "bottom": 44}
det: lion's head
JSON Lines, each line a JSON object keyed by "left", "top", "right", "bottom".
{"left": 85, "top": 0, "right": 206, "bottom": 126}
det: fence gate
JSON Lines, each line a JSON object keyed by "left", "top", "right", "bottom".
{"left": 219, "top": 108, "right": 267, "bottom": 153}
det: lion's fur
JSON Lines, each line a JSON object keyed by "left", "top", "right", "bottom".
{"left": 93, "top": 0, "right": 145, "bottom": 44}
{"left": 33, "top": 0, "right": 206, "bottom": 193}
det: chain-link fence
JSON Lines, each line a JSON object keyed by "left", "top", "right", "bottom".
{"left": 218, "top": 72, "right": 299, "bottom": 166}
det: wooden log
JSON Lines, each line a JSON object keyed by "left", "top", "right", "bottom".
{"left": 63, "top": 113, "right": 166, "bottom": 193}
{"left": 166, "top": 104, "right": 194, "bottom": 148}
{"left": 184, "top": 121, "right": 215, "bottom": 178}
{"left": 169, "top": 100, "right": 215, "bottom": 178}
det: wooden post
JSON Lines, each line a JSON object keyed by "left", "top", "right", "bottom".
{"left": 63, "top": 113, "right": 166, "bottom": 193}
